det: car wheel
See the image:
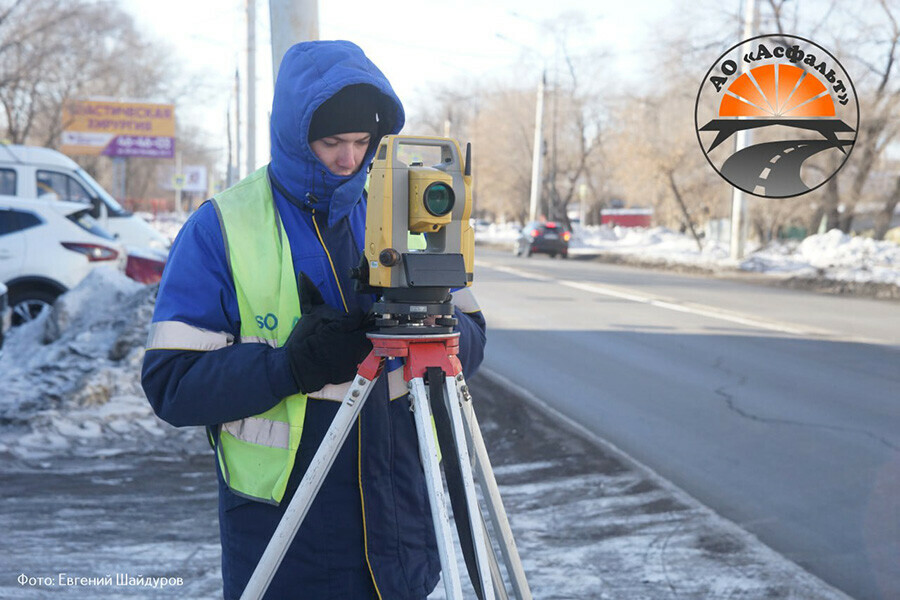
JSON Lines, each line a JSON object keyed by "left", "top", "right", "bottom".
{"left": 549, "top": 253, "right": 557, "bottom": 258}
{"left": 9, "top": 288, "right": 58, "bottom": 326}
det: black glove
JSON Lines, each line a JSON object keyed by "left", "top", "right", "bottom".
{"left": 284, "top": 273, "right": 374, "bottom": 394}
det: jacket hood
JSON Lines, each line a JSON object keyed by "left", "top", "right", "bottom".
{"left": 269, "top": 40, "right": 405, "bottom": 226}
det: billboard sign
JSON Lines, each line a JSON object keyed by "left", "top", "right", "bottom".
{"left": 61, "top": 100, "right": 175, "bottom": 158}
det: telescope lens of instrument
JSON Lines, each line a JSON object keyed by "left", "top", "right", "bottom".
{"left": 423, "top": 182, "right": 455, "bottom": 216}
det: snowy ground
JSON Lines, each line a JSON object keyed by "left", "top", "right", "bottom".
{"left": 480, "top": 222, "right": 900, "bottom": 291}
{"left": 0, "top": 266, "right": 854, "bottom": 598}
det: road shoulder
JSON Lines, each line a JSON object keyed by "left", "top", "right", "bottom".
{"left": 470, "top": 369, "right": 854, "bottom": 599}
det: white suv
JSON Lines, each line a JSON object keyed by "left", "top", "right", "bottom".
{"left": 0, "top": 195, "right": 126, "bottom": 325}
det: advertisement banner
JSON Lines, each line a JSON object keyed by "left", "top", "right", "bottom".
{"left": 61, "top": 100, "right": 175, "bottom": 158}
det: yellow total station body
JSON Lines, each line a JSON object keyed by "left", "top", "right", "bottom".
{"left": 365, "top": 135, "right": 475, "bottom": 290}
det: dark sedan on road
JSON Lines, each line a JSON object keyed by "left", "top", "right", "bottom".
{"left": 515, "top": 221, "right": 570, "bottom": 258}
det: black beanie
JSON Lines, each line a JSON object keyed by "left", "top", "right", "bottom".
{"left": 308, "top": 84, "right": 380, "bottom": 143}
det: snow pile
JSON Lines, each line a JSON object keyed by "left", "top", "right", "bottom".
{"left": 0, "top": 268, "right": 198, "bottom": 460}
{"left": 476, "top": 221, "right": 520, "bottom": 243}
{"left": 477, "top": 221, "right": 900, "bottom": 288}
{"left": 573, "top": 225, "right": 732, "bottom": 267}
{"left": 797, "top": 229, "right": 900, "bottom": 283}
{"left": 138, "top": 211, "right": 189, "bottom": 245}
{"left": 742, "top": 230, "right": 900, "bottom": 285}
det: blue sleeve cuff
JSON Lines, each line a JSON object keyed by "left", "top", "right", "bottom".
{"left": 454, "top": 307, "right": 486, "bottom": 377}
{"left": 267, "top": 345, "right": 301, "bottom": 399}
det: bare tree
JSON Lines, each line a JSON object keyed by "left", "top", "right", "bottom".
{"left": 766, "top": 0, "right": 900, "bottom": 238}
{"left": 404, "top": 12, "right": 610, "bottom": 227}
{"left": 0, "top": 0, "right": 221, "bottom": 206}
{"left": 605, "top": 24, "right": 731, "bottom": 248}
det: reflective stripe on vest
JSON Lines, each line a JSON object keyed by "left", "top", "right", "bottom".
{"left": 222, "top": 417, "right": 290, "bottom": 449}
{"left": 146, "top": 320, "right": 234, "bottom": 351}
{"left": 211, "top": 167, "right": 306, "bottom": 505}
{"left": 303, "top": 367, "right": 408, "bottom": 402}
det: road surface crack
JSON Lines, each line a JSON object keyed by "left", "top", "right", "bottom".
{"left": 712, "top": 358, "right": 900, "bottom": 453}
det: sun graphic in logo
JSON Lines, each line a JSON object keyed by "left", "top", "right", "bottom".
{"left": 719, "top": 64, "right": 836, "bottom": 118}
{"left": 695, "top": 35, "right": 858, "bottom": 199}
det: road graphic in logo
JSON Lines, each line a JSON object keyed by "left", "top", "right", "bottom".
{"left": 695, "top": 34, "right": 858, "bottom": 198}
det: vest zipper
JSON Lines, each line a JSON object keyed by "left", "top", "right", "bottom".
{"left": 310, "top": 207, "right": 350, "bottom": 312}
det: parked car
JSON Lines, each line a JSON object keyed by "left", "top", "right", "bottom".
{"left": 515, "top": 221, "right": 571, "bottom": 258}
{"left": 0, "top": 281, "right": 9, "bottom": 352}
{"left": 0, "top": 144, "right": 170, "bottom": 251}
{"left": 0, "top": 194, "right": 127, "bottom": 325}
{"left": 125, "top": 245, "right": 167, "bottom": 284}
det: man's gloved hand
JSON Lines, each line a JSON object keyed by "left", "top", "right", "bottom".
{"left": 284, "top": 273, "right": 374, "bottom": 394}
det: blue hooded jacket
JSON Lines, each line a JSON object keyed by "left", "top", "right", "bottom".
{"left": 142, "top": 41, "right": 487, "bottom": 600}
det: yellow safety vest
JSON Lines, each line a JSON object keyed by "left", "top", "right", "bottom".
{"left": 211, "top": 167, "right": 306, "bottom": 504}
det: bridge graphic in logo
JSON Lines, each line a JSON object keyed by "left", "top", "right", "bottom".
{"left": 695, "top": 35, "right": 858, "bottom": 198}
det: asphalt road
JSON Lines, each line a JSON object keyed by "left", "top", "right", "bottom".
{"left": 473, "top": 248, "right": 900, "bottom": 600}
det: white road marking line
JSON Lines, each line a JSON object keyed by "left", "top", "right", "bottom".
{"left": 558, "top": 280, "right": 815, "bottom": 335}
{"left": 760, "top": 167, "right": 771, "bottom": 179}
{"left": 480, "top": 263, "right": 555, "bottom": 282}
{"left": 770, "top": 155, "right": 781, "bottom": 163}
{"left": 478, "top": 260, "right": 828, "bottom": 337}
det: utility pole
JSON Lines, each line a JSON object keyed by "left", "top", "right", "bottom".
{"left": 246, "top": 0, "right": 257, "bottom": 175}
{"left": 528, "top": 72, "right": 545, "bottom": 223}
{"left": 495, "top": 30, "right": 546, "bottom": 224}
{"left": 235, "top": 68, "right": 242, "bottom": 180}
{"left": 226, "top": 107, "right": 234, "bottom": 187}
{"left": 730, "top": 0, "right": 757, "bottom": 259}
{"left": 269, "top": 0, "right": 319, "bottom": 83}
{"left": 112, "top": 157, "right": 126, "bottom": 203}
{"left": 174, "top": 150, "right": 183, "bottom": 215}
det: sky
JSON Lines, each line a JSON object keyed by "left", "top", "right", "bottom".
{"left": 114, "top": 0, "right": 881, "bottom": 183}
{"left": 118, "top": 0, "right": 674, "bottom": 181}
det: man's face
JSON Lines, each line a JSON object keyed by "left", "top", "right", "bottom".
{"left": 310, "top": 132, "right": 372, "bottom": 176}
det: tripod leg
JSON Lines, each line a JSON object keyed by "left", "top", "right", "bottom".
{"left": 408, "top": 377, "right": 464, "bottom": 600}
{"left": 482, "top": 510, "right": 510, "bottom": 600}
{"left": 441, "top": 375, "right": 496, "bottom": 600}
{"left": 240, "top": 370, "right": 379, "bottom": 600}
{"left": 456, "top": 374, "right": 533, "bottom": 600}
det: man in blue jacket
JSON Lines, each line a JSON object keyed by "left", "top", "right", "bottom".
{"left": 141, "top": 40, "right": 486, "bottom": 599}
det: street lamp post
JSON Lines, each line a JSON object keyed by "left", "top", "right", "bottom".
{"left": 496, "top": 32, "right": 547, "bottom": 224}
{"left": 529, "top": 72, "right": 545, "bottom": 223}
{"left": 730, "top": 0, "right": 758, "bottom": 259}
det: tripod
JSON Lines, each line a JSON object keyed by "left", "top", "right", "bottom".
{"left": 240, "top": 330, "right": 532, "bottom": 600}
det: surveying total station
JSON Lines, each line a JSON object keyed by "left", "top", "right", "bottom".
{"left": 240, "top": 136, "right": 532, "bottom": 600}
